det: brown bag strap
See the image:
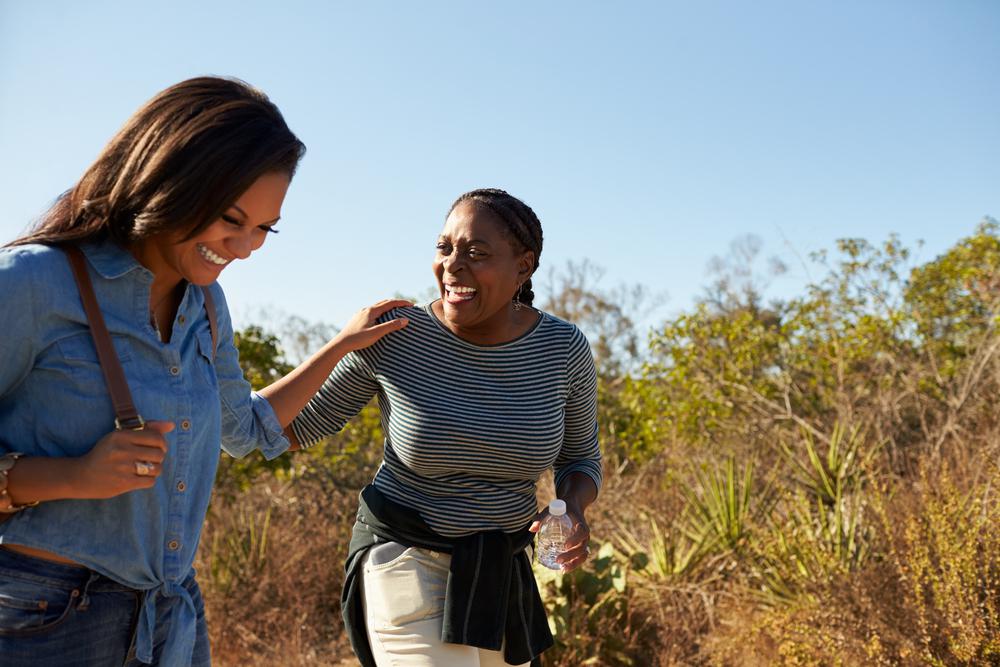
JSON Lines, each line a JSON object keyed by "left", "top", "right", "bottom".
{"left": 64, "top": 246, "right": 144, "bottom": 430}
{"left": 200, "top": 286, "right": 218, "bottom": 361}
{"left": 64, "top": 247, "right": 220, "bottom": 428}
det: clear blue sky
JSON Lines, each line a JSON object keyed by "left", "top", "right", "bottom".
{"left": 2, "top": 1, "right": 998, "bottom": 334}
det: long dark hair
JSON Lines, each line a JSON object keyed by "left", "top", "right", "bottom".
{"left": 448, "top": 188, "right": 544, "bottom": 306}
{"left": 10, "top": 76, "right": 305, "bottom": 248}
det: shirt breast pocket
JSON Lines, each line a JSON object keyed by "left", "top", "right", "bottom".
{"left": 194, "top": 329, "right": 218, "bottom": 390}
{"left": 54, "top": 332, "right": 133, "bottom": 378}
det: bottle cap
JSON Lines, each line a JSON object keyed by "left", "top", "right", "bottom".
{"left": 548, "top": 499, "right": 567, "bottom": 516}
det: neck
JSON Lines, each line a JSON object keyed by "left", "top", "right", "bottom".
{"left": 148, "top": 276, "right": 185, "bottom": 343}
{"left": 433, "top": 301, "right": 535, "bottom": 346}
{"left": 150, "top": 275, "right": 184, "bottom": 310}
{"left": 130, "top": 241, "right": 181, "bottom": 304}
{"left": 130, "top": 240, "right": 184, "bottom": 341}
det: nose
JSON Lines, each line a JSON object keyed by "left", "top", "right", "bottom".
{"left": 441, "top": 249, "right": 464, "bottom": 273}
{"left": 226, "top": 233, "right": 254, "bottom": 260}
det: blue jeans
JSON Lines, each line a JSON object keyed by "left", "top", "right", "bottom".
{"left": 0, "top": 547, "right": 210, "bottom": 666}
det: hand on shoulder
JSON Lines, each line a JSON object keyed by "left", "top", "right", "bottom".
{"left": 336, "top": 299, "right": 413, "bottom": 353}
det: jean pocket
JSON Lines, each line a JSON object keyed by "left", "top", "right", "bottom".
{"left": 366, "top": 542, "right": 415, "bottom": 570}
{"left": 363, "top": 546, "right": 450, "bottom": 629}
{"left": 0, "top": 578, "right": 79, "bottom": 637}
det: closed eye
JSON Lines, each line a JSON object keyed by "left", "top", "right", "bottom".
{"left": 223, "top": 214, "right": 278, "bottom": 234}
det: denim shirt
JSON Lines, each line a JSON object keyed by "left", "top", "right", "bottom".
{"left": 0, "top": 239, "right": 290, "bottom": 665}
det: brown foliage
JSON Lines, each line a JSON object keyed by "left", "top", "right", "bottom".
{"left": 201, "top": 225, "right": 1000, "bottom": 665}
{"left": 198, "top": 468, "right": 366, "bottom": 666}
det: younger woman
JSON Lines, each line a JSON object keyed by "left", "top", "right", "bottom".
{"left": 0, "top": 76, "right": 408, "bottom": 666}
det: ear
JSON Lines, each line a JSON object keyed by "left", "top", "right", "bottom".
{"left": 517, "top": 250, "right": 535, "bottom": 281}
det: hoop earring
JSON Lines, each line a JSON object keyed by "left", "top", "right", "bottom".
{"left": 513, "top": 283, "right": 524, "bottom": 311}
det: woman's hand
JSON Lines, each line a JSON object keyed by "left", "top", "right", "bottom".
{"left": 529, "top": 501, "right": 592, "bottom": 572}
{"left": 73, "top": 421, "right": 175, "bottom": 499}
{"left": 333, "top": 299, "right": 412, "bottom": 353}
{"left": 260, "top": 299, "right": 412, "bottom": 430}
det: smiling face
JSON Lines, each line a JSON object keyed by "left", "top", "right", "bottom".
{"left": 432, "top": 200, "right": 535, "bottom": 341}
{"left": 135, "top": 171, "right": 290, "bottom": 286}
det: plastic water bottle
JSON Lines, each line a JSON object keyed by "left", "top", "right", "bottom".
{"left": 537, "top": 499, "right": 574, "bottom": 570}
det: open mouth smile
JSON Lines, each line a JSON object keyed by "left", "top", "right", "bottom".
{"left": 197, "top": 244, "right": 229, "bottom": 267}
{"left": 444, "top": 285, "right": 477, "bottom": 303}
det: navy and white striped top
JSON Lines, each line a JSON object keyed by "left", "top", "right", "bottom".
{"left": 291, "top": 303, "right": 602, "bottom": 537}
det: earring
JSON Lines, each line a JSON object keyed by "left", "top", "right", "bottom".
{"left": 513, "top": 282, "right": 524, "bottom": 311}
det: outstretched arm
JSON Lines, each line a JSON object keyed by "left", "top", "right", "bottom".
{"left": 214, "top": 289, "right": 409, "bottom": 459}
{"left": 259, "top": 299, "right": 410, "bottom": 429}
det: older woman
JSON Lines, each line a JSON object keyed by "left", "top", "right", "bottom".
{"left": 285, "top": 188, "right": 602, "bottom": 667}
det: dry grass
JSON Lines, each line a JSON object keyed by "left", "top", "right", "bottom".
{"left": 204, "top": 226, "right": 1000, "bottom": 664}
{"left": 198, "top": 468, "right": 363, "bottom": 666}
{"left": 196, "top": 436, "right": 1000, "bottom": 667}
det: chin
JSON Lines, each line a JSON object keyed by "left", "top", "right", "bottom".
{"left": 440, "top": 301, "right": 471, "bottom": 324}
{"left": 184, "top": 268, "right": 222, "bottom": 286}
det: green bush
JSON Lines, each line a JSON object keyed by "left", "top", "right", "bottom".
{"left": 201, "top": 220, "right": 1000, "bottom": 665}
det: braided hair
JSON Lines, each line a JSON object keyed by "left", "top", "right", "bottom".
{"left": 448, "top": 188, "right": 543, "bottom": 306}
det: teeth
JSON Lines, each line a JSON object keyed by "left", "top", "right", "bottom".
{"left": 198, "top": 244, "right": 228, "bottom": 266}
{"left": 448, "top": 286, "right": 476, "bottom": 294}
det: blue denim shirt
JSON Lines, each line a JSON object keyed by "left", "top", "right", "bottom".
{"left": 0, "top": 239, "right": 290, "bottom": 665}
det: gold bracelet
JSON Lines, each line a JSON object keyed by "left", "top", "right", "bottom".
{"left": 0, "top": 453, "right": 39, "bottom": 514}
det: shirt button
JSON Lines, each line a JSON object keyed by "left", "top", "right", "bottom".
{"left": 167, "top": 540, "right": 180, "bottom": 551}
{"left": 169, "top": 366, "right": 180, "bottom": 376}
{"left": 176, "top": 481, "right": 187, "bottom": 492}
{"left": 178, "top": 315, "right": 186, "bottom": 325}
{"left": 180, "top": 420, "right": 191, "bottom": 430}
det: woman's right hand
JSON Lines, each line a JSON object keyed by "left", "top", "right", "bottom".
{"left": 73, "top": 421, "right": 174, "bottom": 499}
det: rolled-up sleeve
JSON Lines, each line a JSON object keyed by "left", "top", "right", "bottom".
{"left": 209, "top": 285, "right": 290, "bottom": 460}
{"left": 554, "top": 328, "right": 603, "bottom": 492}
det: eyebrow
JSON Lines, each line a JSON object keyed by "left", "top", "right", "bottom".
{"left": 231, "top": 204, "right": 281, "bottom": 226}
{"left": 438, "top": 236, "right": 492, "bottom": 245}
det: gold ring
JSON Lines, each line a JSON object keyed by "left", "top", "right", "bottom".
{"left": 134, "top": 461, "right": 154, "bottom": 476}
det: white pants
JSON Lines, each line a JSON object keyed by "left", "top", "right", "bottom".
{"left": 360, "top": 542, "right": 530, "bottom": 667}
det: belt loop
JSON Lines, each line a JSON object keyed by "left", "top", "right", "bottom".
{"left": 76, "top": 571, "right": 102, "bottom": 611}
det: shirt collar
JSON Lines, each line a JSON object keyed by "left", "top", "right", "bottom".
{"left": 78, "top": 238, "right": 148, "bottom": 280}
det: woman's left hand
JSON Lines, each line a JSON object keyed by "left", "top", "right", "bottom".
{"left": 529, "top": 502, "right": 591, "bottom": 572}
{"left": 335, "top": 299, "right": 413, "bottom": 352}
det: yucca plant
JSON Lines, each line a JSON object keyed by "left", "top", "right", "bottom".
{"left": 782, "top": 423, "right": 875, "bottom": 567}
{"left": 613, "top": 512, "right": 712, "bottom": 581}
{"left": 780, "top": 422, "right": 876, "bottom": 508}
{"left": 681, "top": 457, "right": 772, "bottom": 558}
{"left": 753, "top": 424, "right": 876, "bottom": 604}
{"left": 761, "top": 485, "right": 870, "bottom": 593}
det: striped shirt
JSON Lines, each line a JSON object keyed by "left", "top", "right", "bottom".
{"left": 291, "top": 303, "right": 602, "bottom": 537}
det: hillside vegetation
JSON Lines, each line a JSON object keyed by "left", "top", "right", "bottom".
{"left": 198, "top": 220, "right": 1000, "bottom": 666}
